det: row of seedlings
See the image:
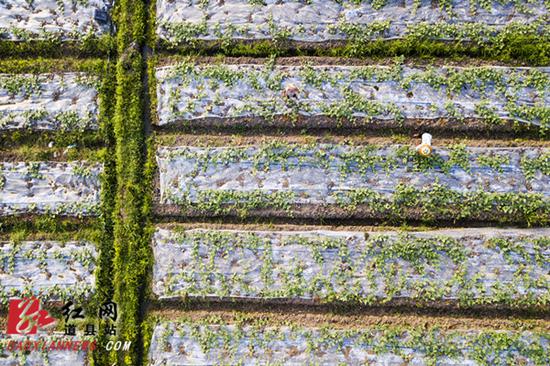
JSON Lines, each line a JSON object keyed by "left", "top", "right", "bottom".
{"left": 148, "top": 320, "right": 550, "bottom": 365}
{"left": 0, "top": 73, "right": 100, "bottom": 131}
{"left": 152, "top": 227, "right": 550, "bottom": 308}
{"left": 155, "top": 0, "right": 549, "bottom": 51}
{"left": 0, "top": 161, "right": 102, "bottom": 216}
{"left": 155, "top": 61, "right": 549, "bottom": 133}
{"left": 0, "top": 0, "right": 112, "bottom": 42}
{"left": 154, "top": 143, "right": 550, "bottom": 223}
{"left": 0, "top": 240, "right": 97, "bottom": 304}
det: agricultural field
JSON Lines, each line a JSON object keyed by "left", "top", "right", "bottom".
{"left": 0, "top": 161, "right": 102, "bottom": 216}
{"left": 155, "top": 63, "right": 549, "bottom": 132}
{"left": 155, "top": 144, "right": 549, "bottom": 222}
{"left": 149, "top": 321, "right": 549, "bottom": 365}
{"left": 0, "top": 0, "right": 112, "bottom": 41}
{"left": 152, "top": 227, "right": 549, "bottom": 307}
{"left": 0, "top": 240, "right": 97, "bottom": 303}
{"left": 0, "top": 24, "right": 113, "bottom": 365}
{"left": 0, "top": 0, "right": 548, "bottom": 364}
{"left": 155, "top": 0, "right": 549, "bottom": 49}
{"left": 0, "top": 73, "right": 100, "bottom": 131}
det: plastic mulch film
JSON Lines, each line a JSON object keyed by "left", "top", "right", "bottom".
{"left": 0, "top": 0, "right": 112, "bottom": 41}
{"left": 156, "top": 0, "right": 548, "bottom": 44}
{"left": 156, "top": 145, "right": 549, "bottom": 206}
{"left": 0, "top": 73, "right": 99, "bottom": 131}
{"left": 0, "top": 161, "right": 102, "bottom": 216}
{"left": 152, "top": 227, "right": 550, "bottom": 303}
{"left": 156, "top": 64, "right": 549, "bottom": 128}
{"left": 148, "top": 322, "right": 550, "bottom": 366}
{"left": 0, "top": 240, "right": 97, "bottom": 302}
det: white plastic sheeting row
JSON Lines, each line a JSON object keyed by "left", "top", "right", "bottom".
{"left": 0, "top": 240, "right": 96, "bottom": 302}
{"left": 156, "top": 64, "right": 549, "bottom": 127}
{"left": 0, "top": 73, "right": 99, "bottom": 131}
{"left": 156, "top": 0, "right": 548, "bottom": 44}
{"left": 156, "top": 145, "right": 549, "bottom": 206}
{"left": 148, "top": 322, "right": 550, "bottom": 366}
{"left": 152, "top": 227, "right": 550, "bottom": 302}
{"left": 0, "top": 334, "right": 90, "bottom": 366}
{"left": 0, "top": 161, "right": 102, "bottom": 216}
{"left": 0, "top": 0, "right": 111, "bottom": 40}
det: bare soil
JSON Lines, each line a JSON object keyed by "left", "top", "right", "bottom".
{"left": 154, "top": 132, "right": 550, "bottom": 148}
{"left": 154, "top": 116, "right": 542, "bottom": 137}
{"left": 147, "top": 304, "right": 550, "bottom": 332}
{"left": 153, "top": 203, "right": 544, "bottom": 228}
{"left": 157, "top": 55, "right": 524, "bottom": 68}
{"left": 155, "top": 221, "right": 435, "bottom": 232}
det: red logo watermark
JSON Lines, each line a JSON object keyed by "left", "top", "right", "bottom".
{"left": 6, "top": 297, "right": 56, "bottom": 335}
{"left": 3, "top": 296, "right": 130, "bottom": 356}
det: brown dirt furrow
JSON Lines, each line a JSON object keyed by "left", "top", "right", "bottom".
{"left": 154, "top": 221, "right": 435, "bottom": 232}
{"left": 154, "top": 116, "right": 541, "bottom": 137}
{"left": 153, "top": 203, "right": 545, "bottom": 227}
{"left": 147, "top": 304, "right": 550, "bottom": 332}
{"left": 154, "top": 132, "right": 550, "bottom": 148}
{"left": 156, "top": 55, "right": 524, "bottom": 68}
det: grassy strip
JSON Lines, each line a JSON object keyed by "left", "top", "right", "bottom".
{"left": 0, "top": 219, "right": 101, "bottom": 241}
{"left": 0, "top": 146, "right": 104, "bottom": 162}
{"left": 157, "top": 34, "right": 550, "bottom": 65}
{"left": 89, "top": 59, "right": 118, "bottom": 366}
{"left": 147, "top": 56, "right": 159, "bottom": 127}
{"left": 0, "top": 35, "right": 115, "bottom": 58}
{"left": 1, "top": 130, "right": 104, "bottom": 149}
{"left": 0, "top": 58, "right": 106, "bottom": 73}
{"left": 109, "top": 0, "right": 153, "bottom": 364}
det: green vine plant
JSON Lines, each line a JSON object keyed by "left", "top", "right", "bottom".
{"left": 0, "top": 170, "right": 5, "bottom": 191}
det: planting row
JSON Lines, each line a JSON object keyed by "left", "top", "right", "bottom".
{"left": 0, "top": 73, "right": 100, "bottom": 131}
{"left": 0, "top": 240, "right": 96, "bottom": 304}
{"left": 156, "top": 0, "right": 549, "bottom": 46}
{"left": 0, "top": 161, "right": 102, "bottom": 216}
{"left": 156, "top": 63, "right": 549, "bottom": 131}
{"left": 153, "top": 227, "right": 550, "bottom": 307}
{"left": 0, "top": 0, "right": 111, "bottom": 41}
{"left": 148, "top": 321, "right": 550, "bottom": 365}
{"left": 155, "top": 144, "right": 550, "bottom": 223}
